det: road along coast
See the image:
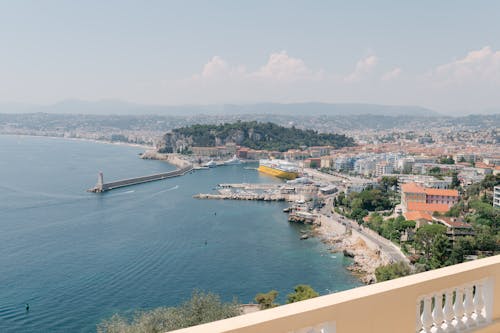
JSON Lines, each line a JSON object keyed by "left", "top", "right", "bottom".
{"left": 313, "top": 214, "right": 396, "bottom": 284}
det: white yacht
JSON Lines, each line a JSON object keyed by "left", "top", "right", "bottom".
{"left": 204, "top": 160, "right": 217, "bottom": 168}
{"left": 223, "top": 155, "right": 241, "bottom": 165}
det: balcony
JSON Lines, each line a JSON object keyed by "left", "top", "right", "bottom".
{"left": 171, "top": 255, "right": 500, "bottom": 333}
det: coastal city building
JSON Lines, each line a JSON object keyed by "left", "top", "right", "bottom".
{"left": 401, "top": 182, "right": 459, "bottom": 216}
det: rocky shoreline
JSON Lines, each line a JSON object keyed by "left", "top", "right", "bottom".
{"left": 313, "top": 215, "right": 391, "bottom": 284}
{"left": 142, "top": 151, "right": 389, "bottom": 284}
{"left": 140, "top": 151, "right": 192, "bottom": 169}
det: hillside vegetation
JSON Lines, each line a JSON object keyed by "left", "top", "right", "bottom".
{"left": 160, "top": 121, "right": 355, "bottom": 153}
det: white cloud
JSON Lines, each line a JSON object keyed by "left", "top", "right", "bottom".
{"left": 428, "top": 46, "right": 500, "bottom": 85}
{"left": 200, "top": 56, "right": 229, "bottom": 78}
{"left": 345, "top": 55, "right": 377, "bottom": 82}
{"left": 381, "top": 67, "right": 402, "bottom": 81}
{"left": 192, "top": 51, "right": 320, "bottom": 83}
{"left": 165, "top": 47, "right": 500, "bottom": 111}
{"left": 253, "top": 51, "right": 315, "bottom": 81}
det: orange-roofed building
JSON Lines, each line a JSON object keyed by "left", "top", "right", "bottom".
{"left": 407, "top": 202, "right": 451, "bottom": 213}
{"left": 401, "top": 182, "right": 459, "bottom": 213}
{"left": 404, "top": 210, "right": 433, "bottom": 222}
{"left": 404, "top": 211, "right": 433, "bottom": 228}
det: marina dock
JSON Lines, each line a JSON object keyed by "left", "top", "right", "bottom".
{"left": 88, "top": 165, "right": 193, "bottom": 193}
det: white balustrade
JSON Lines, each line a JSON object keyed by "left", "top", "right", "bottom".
{"left": 432, "top": 292, "right": 444, "bottom": 333}
{"left": 473, "top": 282, "right": 486, "bottom": 324}
{"left": 454, "top": 287, "right": 466, "bottom": 331}
{"left": 443, "top": 290, "right": 455, "bottom": 332}
{"left": 463, "top": 285, "right": 475, "bottom": 328}
{"left": 417, "top": 279, "right": 492, "bottom": 333}
{"left": 417, "top": 298, "right": 424, "bottom": 333}
{"left": 168, "top": 257, "right": 500, "bottom": 333}
{"left": 422, "top": 296, "right": 434, "bottom": 332}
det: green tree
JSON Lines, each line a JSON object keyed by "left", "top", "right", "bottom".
{"left": 429, "top": 234, "right": 451, "bottom": 269}
{"left": 428, "top": 166, "right": 441, "bottom": 174}
{"left": 97, "top": 291, "right": 241, "bottom": 333}
{"left": 380, "top": 176, "right": 398, "bottom": 192}
{"left": 451, "top": 172, "right": 460, "bottom": 189}
{"left": 438, "top": 156, "right": 455, "bottom": 164}
{"left": 254, "top": 290, "right": 279, "bottom": 310}
{"left": 473, "top": 225, "right": 498, "bottom": 252}
{"left": 448, "top": 237, "right": 474, "bottom": 265}
{"left": 286, "top": 285, "right": 319, "bottom": 304}
{"left": 414, "top": 224, "right": 447, "bottom": 261}
{"left": 375, "top": 262, "right": 412, "bottom": 282}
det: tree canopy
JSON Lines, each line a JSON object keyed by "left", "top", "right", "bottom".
{"left": 166, "top": 121, "right": 355, "bottom": 152}
{"left": 254, "top": 290, "right": 279, "bottom": 310}
{"left": 375, "top": 262, "right": 412, "bottom": 282}
{"left": 286, "top": 285, "right": 319, "bottom": 304}
{"left": 97, "top": 291, "right": 241, "bottom": 333}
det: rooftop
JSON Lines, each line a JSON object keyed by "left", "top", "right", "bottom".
{"left": 433, "top": 216, "right": 473, "bottom": 229}
{"left": 407, "top": 202, "right": 451, "bottom": 213}
{"left": 402, "top": 182, "right": 459, "bottom": 197}
{"left": 404, "top": 210, "right": 433, "bottom": 221}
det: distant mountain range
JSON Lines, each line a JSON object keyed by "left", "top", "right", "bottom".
{"left": 0, "top": 100, "right": 444, "bottom": 117}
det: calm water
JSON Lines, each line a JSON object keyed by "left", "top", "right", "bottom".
{"left": 0, "top": 135, "right": 360, "bottom": 332}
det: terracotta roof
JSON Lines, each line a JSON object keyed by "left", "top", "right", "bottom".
{"left": 407, "top": 202, "right": 451, "bottom": 213}
{"left": 434, "top": 217, "right": 472, "bottom": 229}
{"left": 401, "top": 182, "right": 425, "bottom": 193}
{"left": 404, "top": 211, "right": 433, "bottom": 221}
{"left": 423, "top": 188, "right": 459, "bottom": 197}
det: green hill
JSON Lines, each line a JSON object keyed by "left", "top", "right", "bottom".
{"left": 160, "top": 121, "right": 355, "bottom": 153}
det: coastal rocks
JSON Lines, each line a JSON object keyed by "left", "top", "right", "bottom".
{"left": 314, "top": 217, "right": 392, "bottom": 284}
{"left": 141, "top": 150, "right": 168, "bottom": 160}
{"left": 342, "top": 249, "right": 355, "bottom": 258}
{"left": 141, "top": 151, "right": 192, "bottom": 169}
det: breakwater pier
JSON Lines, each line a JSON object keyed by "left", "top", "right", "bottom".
{"left": 88, "top": 165, "right": 193, "bottom": 193}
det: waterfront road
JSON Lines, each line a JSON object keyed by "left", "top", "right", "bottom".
{"left": 321, "top": 197, "right": 409, "bottom": 264}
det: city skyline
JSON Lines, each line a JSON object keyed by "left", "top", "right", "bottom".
{"left": 1, "top": 1, "right": 500, "bottom": 114}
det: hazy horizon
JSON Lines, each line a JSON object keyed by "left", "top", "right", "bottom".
{"left": 1, "top": 1, "right": 500, "bottom": 114}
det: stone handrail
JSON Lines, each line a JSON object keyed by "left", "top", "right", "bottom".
{"left": 169, "top": 255, "right": 500, "bottom": 333}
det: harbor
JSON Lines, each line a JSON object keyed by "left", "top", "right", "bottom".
{"left": 193, "top": 182, "right": 318, "bottom": 203}
{"left": 87, "top": 165, "right": 193, "bottom": 192}
{"left": 88, "top": 151, "right": 193, "bottom": 192}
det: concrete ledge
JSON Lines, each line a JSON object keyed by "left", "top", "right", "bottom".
{"left": 169, "top": 255, "right": 500, "bottom": 333}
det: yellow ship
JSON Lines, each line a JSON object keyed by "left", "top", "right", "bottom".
{"left": 258, "top": 159, "right": 299, "bottom": 180}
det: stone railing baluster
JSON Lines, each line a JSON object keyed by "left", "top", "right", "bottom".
{"left": 474, "top": 281, "right": 486, "bottom": 324}
{"left": 453, "top": 287, "right": 466, "bottom": 331}
{"left": 422, "top": 295, "right": 434, "bottom": 333}
{"left": 463, "top": 284, "right": 475, "bottom": 328}
{"left": 433, "top": 291, "right": 445, "bottom": 332}
{"left": 417, "top": 298, "right": 424, "bottom": 333}
{"left": 443, "top": 290, "right": 456, "bottom": 333}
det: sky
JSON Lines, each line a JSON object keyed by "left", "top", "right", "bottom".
{"left": 0, "top": 0, "right": 499, "bottom": 114}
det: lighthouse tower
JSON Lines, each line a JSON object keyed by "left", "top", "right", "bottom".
{"left": 97, "top": 171, "right": 104, "bottom": 192}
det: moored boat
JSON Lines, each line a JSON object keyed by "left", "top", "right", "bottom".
{"left": 204, "top": 160, "right": 217, "bottom": 168}
{"left": 223, "top": 155, "right": 241, "bottom": 165}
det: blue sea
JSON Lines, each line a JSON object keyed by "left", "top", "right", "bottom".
{"left": 0, "top": 135, "right": 360, "bottom": 332}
